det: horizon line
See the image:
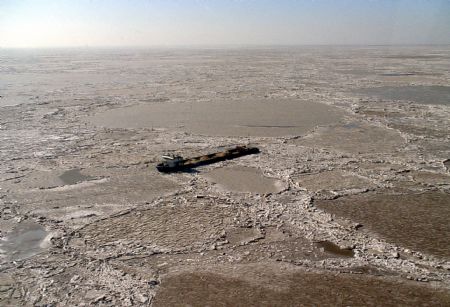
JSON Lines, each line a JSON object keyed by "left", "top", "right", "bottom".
{"left": 2, "top": 43, "right": 450, "bottom": 50}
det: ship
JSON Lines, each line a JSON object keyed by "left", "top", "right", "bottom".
{"left": 156, "top": 146, "right": 260, "bottom": 173}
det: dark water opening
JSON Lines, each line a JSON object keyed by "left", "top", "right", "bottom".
{"left": 444, "top": 159, "right": 450, "bottom": 171}
{"left": 315, "top": 241, "right": 354, "bottom": 257}
{"left": 379, "top": 72, "right": 416, "bottom": 76}
{"left": 58, "top": 169, "right": 93, "bottom": 185}
{"left": 355, "top": 86, "right": 450, "bottom": 106}
{"left": 342, "top": 122, "right": 361, "bottom": 129}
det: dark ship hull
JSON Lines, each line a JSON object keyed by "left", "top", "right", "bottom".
{"left": 156, "top": 146, "right": 260, "bottom": 173}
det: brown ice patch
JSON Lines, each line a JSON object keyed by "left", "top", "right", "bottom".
{"left": 315, "top": 191, "right": 450, "bottom": 259}
{"left": 295, "top": 170, "right": 374, "bottom": 192}
{"left": 153, "top": 264, "right": 450, "bottom": 307}
{"left": 335, "top": 69, "right": 374, "bottom": 76}
{"left": 296, "top": 122, "right": 404, "bottom": 154}
{"left": 88, "top": 99, "right": 346, "bottom": 137}
{"left": 377, "top": 74, "right": 443, "bottom": 83}
{"left": 354, "top": 86, "right": 450, "bottom": 106}
{"left": 353, "top": 161, "right": 405, "bottom": 171}
{"left": 204, "top": 166, "right": 285, "bottom": 194}
{"left": 358, "top": 109, "right": 405, "bottom": 119}
{"left": 410, "top": 171, "right": 450, "bottom": 186}
{"left": 389, "top": 123, "right": 450, "bottom": 139}
{"left": 79, "top": 204, "right": 233, "bottom": 250}
{"left": 383, "top": 54, "right": 450, "bottom": 60}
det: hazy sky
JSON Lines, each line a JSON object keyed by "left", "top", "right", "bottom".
{"left": 1, "top": 0, "right": 450, "bottom": 47}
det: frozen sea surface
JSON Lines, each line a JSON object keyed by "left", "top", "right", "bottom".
{"left": 356, "top": 86, "right": 450, "bottom": 106}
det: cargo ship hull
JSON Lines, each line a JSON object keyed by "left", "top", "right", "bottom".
{"left": 156, "top": 146, "right": 260, "bottom": 173}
